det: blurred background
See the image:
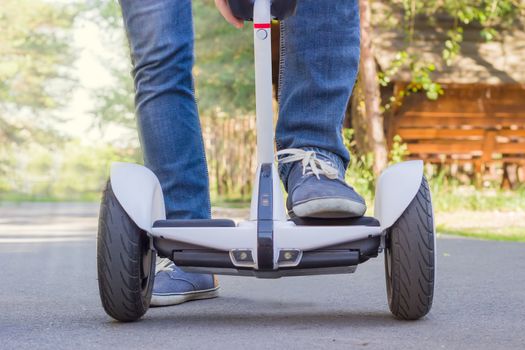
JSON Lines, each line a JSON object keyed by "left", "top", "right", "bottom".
{"left": 1, "top": 0, "right": 524, "bottom": 241}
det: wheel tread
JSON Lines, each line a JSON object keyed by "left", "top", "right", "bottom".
{"left": 96, "top": 181, "right": 155, "bottom": 322}
{"left": 385, "top": 176, "right": 435, "bottom": 320}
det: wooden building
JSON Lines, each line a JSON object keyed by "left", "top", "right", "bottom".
{"left": 372, "top": 11, "right": 525, "bottom": 186}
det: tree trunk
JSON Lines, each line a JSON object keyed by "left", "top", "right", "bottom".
{"left": 358, "top": 0, "right": 388, "bottom": 176}
{"left": 349, "top": 78, "right": 368, "bottom": 155}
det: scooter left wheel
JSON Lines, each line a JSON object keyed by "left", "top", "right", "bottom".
{"left": 97, "top": 181, "right": 156, "bottom": 322}
{"left": 384, "top": 176, "right": 435, "bottom": 320}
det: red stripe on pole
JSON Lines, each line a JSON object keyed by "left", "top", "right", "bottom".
{"left": 254, "top": 23, "right": 271, "bottom": 29}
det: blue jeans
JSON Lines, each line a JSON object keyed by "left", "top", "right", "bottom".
{"left": 119, "top": 0, "right": 360, "bottom": 219}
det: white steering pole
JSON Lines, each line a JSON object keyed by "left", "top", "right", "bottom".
{"left": 249, "top": 0, "right": 286, "bottom": 222}
{"left": 253, "top": 0, "right": 274, "bottom": 165}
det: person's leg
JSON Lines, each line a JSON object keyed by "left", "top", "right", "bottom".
{"left": 120, "top": 0, "right": 210, "bottom": 220}
{"left": 275, "top": 0, "right": 365, "bottom": 218}
{"left": 119, "top": 0, "right": 218, "bottom": 306}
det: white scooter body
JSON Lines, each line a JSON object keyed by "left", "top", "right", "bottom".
{"left": 109, "top": 0, "right": 426, "bottom": 278}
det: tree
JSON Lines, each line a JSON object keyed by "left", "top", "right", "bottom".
{"left": 0, "top": 0, "right": 77, "bottom": 183}
{"left": 356, "top": 0, "right": 388, "bottom": 176}
{"left": 0, "top": 0, "right": 77, "bottom": 145}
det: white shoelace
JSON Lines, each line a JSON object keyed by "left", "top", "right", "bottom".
{"left": 156, "top": 257, "right": 174, "bottom": 274}
{"left": 275, "top": 148, "right": 339, "bottom": 180}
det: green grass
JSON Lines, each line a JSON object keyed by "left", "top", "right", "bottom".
{"left": 437, "top": 225, "right": 525, "bottom": 242}
{"left": 211, "top": 199, "right": 250, "bottom": 208}
{"left": 431, "top": 186, "right": 525, "bottom": 212}
{"left": 0, "top": 192, "right": 100, "bottom": 203}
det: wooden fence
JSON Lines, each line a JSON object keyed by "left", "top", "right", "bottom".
{"left": 202, "top": 116, "right": 256, "bottom": 198}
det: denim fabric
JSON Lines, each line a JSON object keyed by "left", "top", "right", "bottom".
{"left": 276, "top": 0, "right": 360, "bottom": 184}
{"left": 119, "top": 0, "right": 360, "bottom": 218}
{"left": 120, "top": 0, "right": 211, "bottom": 219}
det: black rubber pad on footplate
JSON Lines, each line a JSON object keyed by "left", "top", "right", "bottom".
{"left": 153, "top": 219, "right": 236, "bottom": 228}
{"left": 257, "top": 163, "right": 274, "bottom": 270}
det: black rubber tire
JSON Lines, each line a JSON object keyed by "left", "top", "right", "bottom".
{"left": 385, "top": 176, "right": 435, "bottom": 320}
{"left": 97, "top": 181, "right": 156, "bottom": 322}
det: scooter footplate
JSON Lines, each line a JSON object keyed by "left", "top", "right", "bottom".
{"left": 153, "top": 219, "right": 236, "bottom": 228}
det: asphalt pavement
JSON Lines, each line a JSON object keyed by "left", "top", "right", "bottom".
{"left": 0, "top": 203, "right": 524, "bottom": 349}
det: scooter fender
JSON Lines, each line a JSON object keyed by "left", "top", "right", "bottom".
{"left": 374, "top": 160, "right": 424, "bottom": 230}
{"left": 110, "top": 162, "right": 166, "bottom": 232}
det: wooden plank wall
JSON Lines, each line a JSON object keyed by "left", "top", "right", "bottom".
{"left": 389, "top": 83, "right": 525, "bottom": 185}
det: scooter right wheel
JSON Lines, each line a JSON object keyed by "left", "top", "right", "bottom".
{"left": 97, "top": 181, "right": 156, "bottom": 322}
{"left": 384, "top": 176, "right": 435, "bottom": 320}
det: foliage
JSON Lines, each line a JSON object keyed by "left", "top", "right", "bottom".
{"left": 344, "top": 129, "right": 410, "bottom": 208}
{"left": 389, "top": 135, "right": 410, "bottom": 164}
{"left": 376, "top": 0, "right": 524, "bottom": 103}
{"left": 430, "top": 179, "right": 525, "bottom": 212}
{"left": 0, "top": 142, "right": 140, "bottom": 202}
{"left": 379, "top": 51, "right": 444, "bottom": 102}
{"left": 92, "top": 67, "right": 136, "bottom": 131}
{"left": 344, "top": 129, "right": 375, "bottom": 203}
{"left": 193, "top": 1, "right": 255, "bottom": 116}
{"left": 0, "top": 0, "right": 77, "bottom": 146}
{"left": 343, "top": 129, "right": 525, "bottom": 216}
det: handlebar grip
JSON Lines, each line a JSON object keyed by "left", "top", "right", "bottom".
{"left": 228, "top": 0, "right": 298, "bottom": 21}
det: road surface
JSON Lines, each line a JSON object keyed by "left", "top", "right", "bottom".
{"left": 0, "top": 203, "right": 524, "bottom": 349}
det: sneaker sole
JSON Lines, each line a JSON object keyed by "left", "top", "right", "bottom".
{"left": 150, "top": 287, "right": 219, "bottom": 307}
{"left": 292, "top": 198, "right": 366, "bottom": 218}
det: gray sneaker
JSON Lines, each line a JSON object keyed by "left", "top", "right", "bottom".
{"left": 277, "top": 148, "right": 367, "bottom": 218}
{"left": 151, "top": 258, "right": 219, "bottom": 307}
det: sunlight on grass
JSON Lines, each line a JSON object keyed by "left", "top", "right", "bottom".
{"left": 437, "top": 225, "right": 525, "bottom": 242}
